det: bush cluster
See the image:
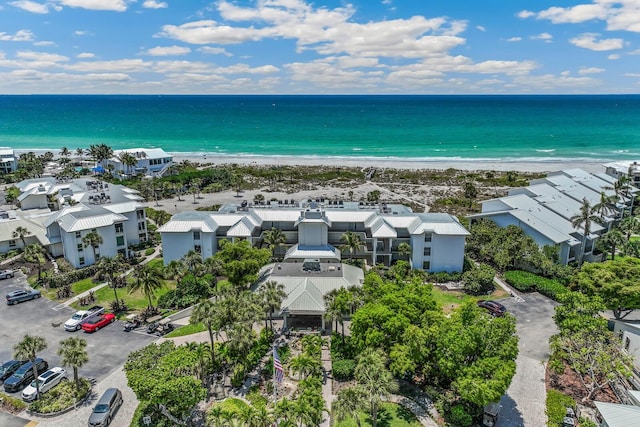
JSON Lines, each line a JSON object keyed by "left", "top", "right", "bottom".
{"left": 30, "top": 378, "right": 90, "bottom": 414}
{"left": 546, "top": 389, "right": 576, "bottom": 427}
{"left": 504, "top": 270, "right": 568, "bottom": 300}
{"left": 330, "top": 333, "right": 357, "bottom": 381}
{"left": 231, "top": 328, "right": 275, "bottom": 388}
{"left": 0, "top": 392, "right": 27, "bottom": 412}
{"left": 47, "top": 265, "right": 99, "bottom": 289}
{"left": 157, "top": 274, "right": 214, "bottom": 309}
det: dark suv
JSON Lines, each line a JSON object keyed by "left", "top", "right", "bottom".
{"left": 0, "top": 360, "right": 26, "bottom": 384}
{"left": 3, "top": 359, "right": 49, "bottom": 393}
{"left": 477, "top": 300, "right": 507, "bottom": 317}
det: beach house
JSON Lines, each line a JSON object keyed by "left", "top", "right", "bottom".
{"left": 107, "top": 148, "right": 173, "bottom": 178}
{"left": 159, "top": 199, "right": 469, "bottom": 273}
{"left": 2, "top": 177, "right": 148, "bottom": 268}
{"left": 0, "top": 148, "right": 17, "bottom": 175}
{"left": 469, "top": 168, "right": 636, "bottom": 265}
{"left": 604, "top": 160, "right": 640, "bottom": 187}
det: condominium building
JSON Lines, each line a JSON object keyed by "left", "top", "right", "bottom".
{"left": 108, "top": 148, "right": 173, "bottom": 178}
{"left": 159, "top": 199, "right": 469, "bottom": 272}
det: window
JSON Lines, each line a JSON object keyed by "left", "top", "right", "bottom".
{"left": 117, "top": 249, "right": 126, "bottom": 256}
{"left": 193, "top": 231, "right": 201, "bottom": 240}
{"left": 194, "top": 245, "right": 202, "bottom": 253}
{"left": 625, "top": 337, "right": 631, "bottom": 351}
{"left": 116, "top": 236, "right": 125, "bottom": 246}
{"left": 115, "top": 223, "right": 124, "bottom": 233}
{"left": 423, "top": 247, "right": 431, "bottom": 256}
{"left": 91, "top": 229, "right": 97, "bottom": 233}
{"left": 138, "top": 222, "right": 146, "bottom": 231}
{"left": 9, "top": 240, "right": 16, "bottom": 247}
{"left": 136, "top": 210, "right": 144, "bottom": 219}
{"left": 422, "top": 261, "right": 430, "bottom": 270}
{"left": 77, "top": 244, "right": 84, "bottom": 252}
{"left": 79, "top": 257, "right": 85, "bottom": 266}
{"left": 75, "top": 231, "right": 82, "bottom": 239}
{"left": 425, "top": 234, "right": 432, "bottom": 242}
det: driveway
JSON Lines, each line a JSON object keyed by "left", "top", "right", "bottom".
{"left": 496, "top": 292, "right": 559, "bottom": 427}
{"left": 0, "top": 272, "right": 157, "bottom": 398}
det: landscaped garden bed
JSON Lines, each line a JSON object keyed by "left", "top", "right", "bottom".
{"left": 28, "top": 378, "right": 91, "bottom": 416}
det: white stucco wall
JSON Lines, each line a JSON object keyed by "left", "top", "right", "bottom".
{"left": 20, "top": 194, "right": 48, "bottom": 210}
{"left": 161, "top": 232, "right": 199, "bottom": 265}
{"left": 298, "top": 222, "right": 328, "bottom": 246}
{"left": 614, "top": 322, "right": 640, "bottom": 371}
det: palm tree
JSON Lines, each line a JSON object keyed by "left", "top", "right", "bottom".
{"left": 130, "top": 263, "right": 164, "bottom": 309}
{"left": 59, "top": 146, "right": 71, "bottom": 158}
{"left": 182, "top": 250, "right": 203, "bottom": 273}
{"left": 191, "top": 299, "right": 222, "bottom": 365}
{"left": 324, "top": 288, "right": 351, "bottom": 341}
{"left": 263, "top": 228, "right": 286, "bottom": 259}
{"left": 570, "top": 197, "right": 600, "bottom": 266}
{"left": 23, "top": 243, "right": 45, "bottom": 281}
{"left": 165, "top": 259, "right": 188, "bottom": 281}
{"left": 619, "top": 215, "right": 640, "bottom": 241}
{"left": 97, "top": 255, "right": 128, "bottom": 306}
{"left": 75, "top": 147, "right": 85, "bottom": 160}
{"left": 334, "top": 387, "right": 367, "bottom": 427}
{"left": 259, "top": 281, "right": 287, "bottom": 330}
{"left": 14, "top": 335, "right": 48, "bottom": 400}
{"left": 398, "top": 242, "right": 412, "bottom": 261}
{"left": 57, "top": 336, "right": 89, "bottom": 390}
{"left": 82, "top": 231, "right": 103, "bottom": 263}
{"left": 289, "top": 353, "right": 321, "bottom": 380}
{"left": 598, "top": 229, "right": 625, "bottom": 260}
{"left": 12, "top": 225, "right": 31, "bottom": 248}
{"left": 354, "top": 348, "right": 397, "bottom": 427}
{"left": 340, "top": 231, "right": 363, "bottom": 262}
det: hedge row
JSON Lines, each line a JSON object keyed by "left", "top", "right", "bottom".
{"left": 546, "top": 389, "right": 576, "bottom": 427}
{"left": 503, "top": 270, "right": 568, "bottom": 300}
{"left": 48, "top": 265, "right": 99, "bottom": 289}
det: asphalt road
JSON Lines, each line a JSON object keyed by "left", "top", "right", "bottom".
{"left": 0, "top": 271, "right": 157, "bottom": 400}
{"left": 495, "top": 292, "right": 559, "bottom": 427}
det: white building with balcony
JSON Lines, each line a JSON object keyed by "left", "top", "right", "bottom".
{"left": 159, "top": 199, "right": 469, "bottom": 273}
{"left": 108, "top": 148, "right": 173, "bottom": 178}
{"left": 0, "top": 148, "right": 17, "bottom": 175}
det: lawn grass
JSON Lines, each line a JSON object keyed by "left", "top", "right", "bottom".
{"left": 145, "top": 258, "right": 164, "bottom": 269}
{"left": 70, "top": 280, "right": 175, "bottom": 312}
{"left": 41, "top": 277, "right": 103, "bottom": 300}
{"left": 431, "top": 286, "right": 509, "bottom": 313}
{"left": 334, "top": 402, "right": 422, "bottom": 427}
{"left": 210, "top": 397, "right": 249, "bottom": 415}
{"left": 164, "top": 323, "right": 206, "bottom": 338}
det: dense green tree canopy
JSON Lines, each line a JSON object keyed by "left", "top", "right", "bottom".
{"left": 570, "top": 258, "right": 640, "bottom": 319}
{"left": 214, "top": 239, "right": 271, "bottom": 291}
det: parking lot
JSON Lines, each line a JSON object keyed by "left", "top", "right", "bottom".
{"left": 0, "top": 271, "right": 157, "bottom": 399}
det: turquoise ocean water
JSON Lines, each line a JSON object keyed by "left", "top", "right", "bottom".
{"left": 0, "top": 95, "right": 639, "bottom": 163}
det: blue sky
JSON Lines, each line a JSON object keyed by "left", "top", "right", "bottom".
{"left": 1, "top": 0, "right": 639, "bottom": 94}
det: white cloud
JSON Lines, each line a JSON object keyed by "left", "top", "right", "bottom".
{"left": 624, "top": 73, "right": 640, "bottom": 77}
{"left": 145, "top": 45, "right": 191, "bottom": 56}
{"left": 569, "top": 33, "right": 624, "bottom": 51}
{"left": 158, "top": 1, "right": 468, "bottom": 60}
{"left": 34, "top": 41, "right": 56, "bottom": 46}
{"left": 0, "top": 30, "right": 34, "bottom": 41}
{"left": 9, "top": 1, "right": 49, "bottom": 14}
{"left": 608, "top": 53, "right": 621, "bottom": 59}
{"left": 578, "top": 66, "right": 605, "bottom": 74}
{"left": 74, "top": 30, "right": 91, "bottom": 36}
{"left": 507, "top": 37, "right": 521, "bottom": 42}
{"left": 520, "top": 1, "right": 640, "bottom": 33}
{"left": 77, "top": 52, "right": 95, "bottom": 58}
{"left": 142, "top": 0, "right": 166, "bottom": 9}
{"left": 64, "top": 59, "right": 151, "bottom": 72}
{"left": 530, "top": 32, "right": 553, "bottom": 42}
{"left": 57, "top": 0, "right": 128, "bottom": 12}
{"left": 16, "top": 51, "right": 69, "bottom": 62}
{"left": 476, "top": 25, "right": 486, "bottom": 32}
{"left": 628, "top": 49, "right": 640, "bottom": 55}
{"left": 198, "top": 46, "right": 233, "bottom": 56}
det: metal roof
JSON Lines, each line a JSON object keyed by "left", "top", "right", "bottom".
{"left": 594, "top": 401, "right": 640, "bottom": 427}
{"left": 112, "top": 148, "right": 171, "bottom": 160}
{"left": 57, "top": 207, "right": 128, "bottom": 232}
{"left": 284, "top": 244, "right": 340, "bottom": 260}
{"left": 368, "top": 217, "right": 398, "bottom": 238}
{"left": 157, "top": 211, "right": 218, "bottom": 233}
{"left": 227, "top": 216, "right": 257, "bottom": 237}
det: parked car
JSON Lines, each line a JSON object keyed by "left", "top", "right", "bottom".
{"left": 3, "top": 358, "right": 49, "bottom": 393}
{"left": 65, "top": 305, "right": 105, "bottom": 331}
{"left": 6, "top": 289, "right": 41, "bottom": 305}
{"left": 88, "top": 388, "right": 123, "bottom": 427}
{"left": 82, "top": 313, "right": 116, "bottom": 333}
{"left": 0, "top": 269, "right": 14, "bottom": 280}
{"left": 477, "top": 300, "right": 507, "bottom": 317}
{"left": 22, "top": 367, "right": 67, "bottom": 401}
{"left": 0, "top": 360, "right": 26, "bottom": 384}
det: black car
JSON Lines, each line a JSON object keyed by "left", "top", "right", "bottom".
{"left": 0, "top": 360, "right": 26, "bottom": 384}
{"left": 477, "top": 300, "right": 507, "bottom": 317}
{"left": 3, "top": 359, "right": 49, "bottom": 393}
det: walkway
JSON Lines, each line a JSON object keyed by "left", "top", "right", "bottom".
{"left": 319, "top": 341, "right": 333, "bottom": 427}
{"left": 387, "top": 394, "right": 439, "bottom": 427}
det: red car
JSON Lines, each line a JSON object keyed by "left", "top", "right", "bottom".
{"left": 82, "top": 313, "right": 116, "bottom": 333}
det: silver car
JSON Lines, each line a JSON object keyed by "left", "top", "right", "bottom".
{"left": 0, "top": 269, "right": 14, "bottom": 280}
{"left": 88, "top": 388, "right": 122, "bottom": 426}
{"left": 22, "top": 367, "right": 67, "bottom": 401}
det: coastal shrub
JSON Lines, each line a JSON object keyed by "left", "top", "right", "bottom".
{"left": 504, "top": 270, "right": 568, "bottom": 300}
{"left": 144, "top": 248, "right": 155, "bottom": 256}
{"left": 246, "top": 386, "right": 268, "bottom": 409}
{"left": 157, "top": 274, "right": 214, "bottom": 309}
{"left": 332, "top": 359, "right": 356, "bottom": 381}
{"left": 546, "top": 389, "right": 576, "bottom": 427}
{"left": 330, "top": 333, "right": 356, "bottom": 360}
{"left": 0, "top": 392, "right": 27, "bottom": 412}
{"left": 462, "top": 264, "right": 496, "bottom": 295}
{"left": 30, "top": 378, "right": 90, "bottom": 414}
{"left": 579, "top": 417, "right": 597, "bottom": 427}
{"left": 47, "top": 264, "right": 99, "bottom": 289}
{"left": 447, "top": 404, "right": 473, "bottom": 427}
